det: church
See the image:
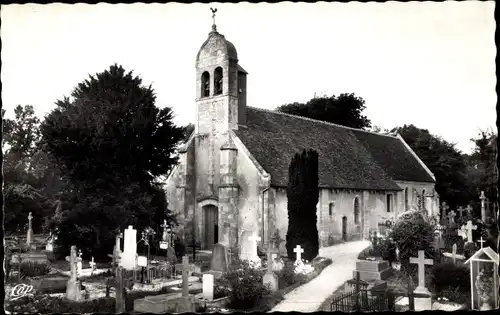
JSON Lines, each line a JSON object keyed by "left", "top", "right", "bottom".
{"left": 165, "top": 21, "right": 439, "bottom": 254}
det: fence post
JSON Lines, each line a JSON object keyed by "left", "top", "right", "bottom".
{"left": 355, "top": 271, "right": 361, "bottom": 311}
{"left": 408, "top": 275, "right": 415, "bottom": 311}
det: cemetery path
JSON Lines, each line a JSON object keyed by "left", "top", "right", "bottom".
{"left": 269, "top": 240, "right": 371, "bottom": 313}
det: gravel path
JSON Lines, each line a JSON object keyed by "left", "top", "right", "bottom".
{"left": 269, "top": 240, "right": 371, "bottom": 313}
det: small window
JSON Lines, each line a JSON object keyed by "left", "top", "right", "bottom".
{"left": 214, "top": 67, "right": 223, "bottom": 95}
{"left": 386, "top": 194, "right": 392, "bottom": 213}
{"left": 329, "top": 202, "right": 335, "bottom": 216}
{"left": 354, "top": 197, "right": 360, "bottom": 224}
{"left": 201, "top": 71, "right": 210, "bottom": 97}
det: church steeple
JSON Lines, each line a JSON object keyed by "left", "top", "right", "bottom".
{"left": 194, "top": 10, "right": 248, "bottom": 134}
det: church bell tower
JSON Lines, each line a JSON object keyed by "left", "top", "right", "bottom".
{"left": 195, "top": 11, "right": 247, "bottom": 135}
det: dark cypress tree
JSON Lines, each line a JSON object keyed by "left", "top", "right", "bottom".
{"left": 286, "top": 149, "right": 320, "bottom": 261}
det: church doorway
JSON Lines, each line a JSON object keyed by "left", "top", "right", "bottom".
{"left": 203, "top": 205, "right": 219, "bottom": 250}
{"left": 342, "top": 216, "right": 347, "bottom": 241}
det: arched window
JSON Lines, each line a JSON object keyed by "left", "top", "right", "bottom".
{"left": 329, "top": 202, "right": 335, "bottom": 217}
{"left": 404, "top": 188, "right": 409, "bottom": 211}
{"left": 354, "top": 197, "right": 360, "bottom": 224}
{"left": 214, "top": 67, "right": 223, "bottom": 95}
{"left": 201, "top": 71, "right": 210, "bottom": 97}
{"left": 422, "top": 189, "right": 426, "bottom": 210}
{"left": 386, "top": 194, "right": 392, "bottom": 213}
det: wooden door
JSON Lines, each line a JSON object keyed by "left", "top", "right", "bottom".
{"left": 342, "top": 216, "right": 348, "bottom": 241}
{"left": 204, "top": 206, "right": 219, "bottom": 250}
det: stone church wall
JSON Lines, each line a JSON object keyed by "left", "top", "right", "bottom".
{"left": 395, "top": 180, "right": 437, "bottom": 216}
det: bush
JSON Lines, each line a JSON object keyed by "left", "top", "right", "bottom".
{"left": 20, "top": 261, "right": 51, "bottom": 278}
{"left": 430, "top": 262, "right": 470, "bottom": 298}
{"left": 218, "top": 259, "right": 271, "bottom": 310}
{"left": 5, "top": 294, "right": 115, "bottom": 313}
{"left": 174, "top": 237, "right": 186, "bottom": 260}
{"left": 275, "top": 260, "right": 308, "bottom": 289}
{"left": 373, "top": 237, "right": 397, "bottom": 263}
{"left": 357, "top": 246, "right": 374, "bottom": 260}
{"left": 390, "top": 211, "right": 435, "bottom": 274}
{"left": 463, "top": 242, "right": 477, "bottom": 259}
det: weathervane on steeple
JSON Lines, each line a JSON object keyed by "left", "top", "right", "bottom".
{"left": 210, "top": 7, "right": 218, "bottom": 31}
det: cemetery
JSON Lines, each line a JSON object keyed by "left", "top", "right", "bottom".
{"left": 320, "top": 197, "right": 499, "bottom": 312}
{"left": 5, "top": 216, "right": 333, "bottom": 313}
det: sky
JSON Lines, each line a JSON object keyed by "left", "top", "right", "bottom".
{"left": 1, "top": 2, "right": 496, "bottom": 154}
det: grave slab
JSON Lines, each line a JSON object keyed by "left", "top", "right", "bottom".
{"left": 133, "top": 292, "right": 182, "bottom": 313}
{"left": 352, "top": 260, "right": 393, "bottom": 281}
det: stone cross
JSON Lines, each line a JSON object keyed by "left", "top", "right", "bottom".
{"left": 293, "top": 245, "right": 304, "bottom": 262}
{"left": 458, "top": 207, "right": 465, "bottom": 218}
{"left": 26, "top": 212, "right": 34, "bottom": 246}
{"left": 441, "top": 202, "right": 449, "bottom": 221}
{"left": 461, "top": 220, "right": 477, "bottom": 244}
{"left": 115, "top": 232, "right": 123, "bottom": 253}
{"left": 480, "top": 191, "right": 486, "bottom": 222}
{"left": 477, "top": 237, "right": 486, "bottom": 249}
{"left": 452, "top": 244, "right": 457, "bottom": 263}
{"left": 466, "top": 204, "right": 473, "bottom": 215}
{"left": 182, "top": 255, "right": 189, "bottom": 297}
{"left": 409, "top": 250, "right": 433, "bottom": 293}
{"left": 448, "top": 210, "right": 456, "bottom": 225}
{"left": 89, "top": 256, "right": 97, "bottom": 275}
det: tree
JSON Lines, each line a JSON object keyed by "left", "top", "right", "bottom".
{"left": 2, "top": 105, "right": 52, "bottom": 234}
{"left": 286, "top": 149, "right": 320, "bottom": 261}
{"left": 40, "top": 64, "right": 185, "bottom": 259}
{"left": 276, "top": 93, "right": 372, "bottom": 130}
{"left": 391, "top": 125, "right": 469, "bottom": 210}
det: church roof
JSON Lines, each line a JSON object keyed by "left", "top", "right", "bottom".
{"left": 234, "top": 107, "right": 435, "bottom": 190}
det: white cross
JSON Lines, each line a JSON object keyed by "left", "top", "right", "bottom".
{"left": 477, "top": 237, "right": 486, "bottom": 249}
{"left": 248, "top": 232, "right": 261, "bottom": 248}
{"left": 293, "top": 245, "right": 304, "bottom": 262}
{"left": 409, "top": 250, "right": 433, "bottom": 291}
{"left": 480, "top": 191, "right": 486, "bottom": 201}
{"left": 458, "top": 207, "right": 465, "bottom": 217}
{"left": 461, "top": 220, "right": 477, "bottom": 243}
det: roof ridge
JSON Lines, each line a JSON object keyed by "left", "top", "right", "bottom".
{"left": 246, "top": 106, "right": 398, "bottom": 139}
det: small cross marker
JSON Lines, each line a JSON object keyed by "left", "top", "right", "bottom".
{"left": 477, "top": 237, "right": 486, "bottom": 249}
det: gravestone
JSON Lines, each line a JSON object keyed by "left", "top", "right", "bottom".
{"left": 65, "top": 246, "right": 81, "bottom": 301}
{"left": 271, "top": 253, "right": 284, "bottom": 272}
{"left": 477, "top": 237, "right": 486, "bottom": 249}
{"left": 448, "top": 210, "right": 456, "bottom": 225}
{"left": 122, "top": 225, "right": 137, "bottom": 270}
{"left": 239, "top": 231, "right": 261, "bottom": 267}
{"left": 26, "top": 212, "right": 34, "bottom": 247}
{"left": 89, "top": 256, "right": 97, "bottom": 276}
{"left": 210, "top": 243, "right": 228, "bottom": 273}
{"left": 452, "top": 244, "right": 457, "bottom": 263}
{"left": 202, "top": 274, "right": 214, "bottom": 300}
{"left": 409, "top": 250, "right": 433, "bottom": 311}
{"left": 293, "top": 245, "right": 304, "bottom": 263}
{"left": 263, "top": 248, "right": 278, "bottom": 291}
{"left": 461, "top": 220, "right": 477, "bottom": 244}
{"left": 45, "top": 232, "right": 54, "bottom": 252}
{"left": 352, "top": 260, "right": 393, "bottom": 281}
